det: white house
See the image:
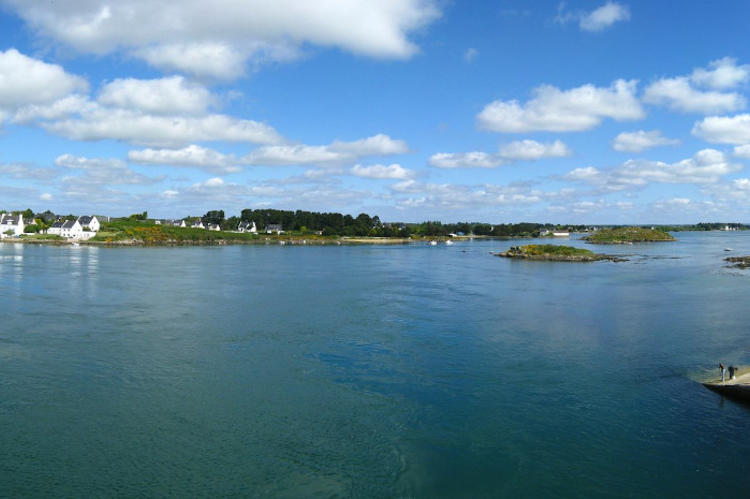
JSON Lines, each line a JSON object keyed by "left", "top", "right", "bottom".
{"left": 191, "top": 220, "right": 205, "bottom": 229}
{"left": 265, "top": 224, "right": 283, "bottom": 234}
{"left": 170, "top": 219, "right": 187, "bottom": 228}
{"left": 60, "top": 220, "right": 84, "bottom": 239}
{"left": 0, "top": 213, "right": 27, "bottom": 237}
{"left": 238, "top": 220, "right": 257, "bottom": 233}
{"left": 207, "top": 223, "right": 221, "bottom": 231}
{"left": 77, "top": 215, "right": 100, "bottom": 233}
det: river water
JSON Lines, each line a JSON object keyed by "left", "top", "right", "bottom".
{"left": 2, "top": 233, "right": 750, "bottom": 497}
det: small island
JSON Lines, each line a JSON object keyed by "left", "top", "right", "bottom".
{"left": 725, "top": 256, "right": 750, "bottom": 269}
{"left": 583, "top": 227, "right": 675, "bottom": 244}
{"left": 496, "top": 244, "right": 626, "bottom": 262}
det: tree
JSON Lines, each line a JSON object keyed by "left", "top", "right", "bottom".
{"left": 203, "top": 210, "right": 225, "bottom": 225}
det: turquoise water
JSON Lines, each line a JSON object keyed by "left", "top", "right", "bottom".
{"left": 2, "top": 233, "right": 750, "bottom": 497}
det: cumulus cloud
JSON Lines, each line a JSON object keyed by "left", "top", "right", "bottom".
{"left": 3, "top": 0, "right": 441, "bottom": 79}
{"left": 692, "top": 114, "right": 750, "bottom": 144}
{"left": 45, "top": 108, "right": 283, "bottom": 147}
{"left": 565, "top": 149, "right": 740, "bottom": 192}
{"left": 477, "top": 80, "right": 643, "bottom": 133}
{"left": 350, "top": 163, "right": 413, "bottom": 179}
{"left": 55, "top": 153, "right": 164, "bottom": 185}
{"left": 644, "top": 58, "right": 749, "bottom": 114}
{"left": 556, "top": 2, "right": 630, "bottom": 32}
{"left": 691, "top": 57, "right": 750, "bottom": 89}
{"left": 430, "top": 140, "right": 570, "bottom": 168}
{"left": 128, "top": 145, "right": 241, "bottom": 173}
{"left": 0, "top": 163, "right": 59, "bottom": 181}
{"left": 612, "top": 130, "right": 680, "bottom": 152}
{"left": 733, "top": 144, "right": 750, "bottom": 159}
{"left": 579, "top": 2, "right": 631, "bottom": 32}
{"left": 429, "top": 152, "right": 504, "bottom": 169}
{"left": 97, "top": 76, "right": 215, "bottom": 115}
{"left": 0, "top": 48, "right": 88, "bottom": 113}
{"left": 643, "top": 77, "right": 745, "bottom": 114}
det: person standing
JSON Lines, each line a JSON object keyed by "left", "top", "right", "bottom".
{"left": 729, "top": 365, "right": 736, "bottom": 380}
{"left": 720, "top": 363, "right": 726, "bottom": 382}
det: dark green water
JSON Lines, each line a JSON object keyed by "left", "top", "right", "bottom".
{"left": 2, "top": 233, "right": 750, "bottom": 497}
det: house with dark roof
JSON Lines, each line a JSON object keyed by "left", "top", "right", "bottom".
{"left": 265, "top": 224, "right": 283, "bottom": 234}
{"left": 77, "top": 216, "right": 100, "bottom": 232}
{"left": 237, "top": 220, "right": 257, "bottom": 233}
{"left": 0, "top": 214, "right": 28, "bottom": 237}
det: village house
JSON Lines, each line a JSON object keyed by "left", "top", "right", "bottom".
{"left": 0, "top": 213, "right": 28, "bottom": 238}
{"left": 265, "top": 224, "right": 283, "bottom": 234}
{"left": 191, "top": 220, "right": 205, "bottom": 229}
{"left": 170, "top": 220, "right": 187, "bottom": 227}
{"left": 206, "top": 223, "right": 221, "bottom": 231}
{"left": 77, "top": 215, "right": 100, "bottom": 232}
{"left": 237, "top": 220, "right": 257, "bottom": 233}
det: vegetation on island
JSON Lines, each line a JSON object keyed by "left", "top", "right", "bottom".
{"left": 496, "top": 244, "right": 626, "bottom": 262}
{"left": 583, "top": 227, "right": 675, "bottom": 244}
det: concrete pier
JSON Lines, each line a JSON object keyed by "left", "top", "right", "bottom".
{"left": 702, "top": 369, "right": 750, "bottom": 403}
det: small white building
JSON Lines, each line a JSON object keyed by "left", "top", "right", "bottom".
{"left": 60, "top": 220, "right": 84, "bottom": 239}
{"left": 191, "top": 220, "right": 205, "bottom": 229}
{"left": 170, "top": 220, "right": 187, "bottom": 228}
{"left": 552, "top": 231, "right": 570, "bottom": 237}
{"left": 206, "top": 223, "right": 221, "bottom": 231}
{"left": 77, "top": 215, "right": 100, "bottom": 233}
{"left": 238, "top": 220, "right": 257, "bottom": 233}
{"left": 265, "top": 224, "right": 283, "bottom": 234}
{"left": 0, "top": 213, "right": 27, "bottom": 237}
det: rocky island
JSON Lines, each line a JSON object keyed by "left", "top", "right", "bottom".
{"left": 583, "top": 227, "right": 675, "bottom": 244}
{"left": 725, "top": 256, "right": 750, "bottom": 269}
{"left": 496, "top": 244, "right": 626, "bottom": 262}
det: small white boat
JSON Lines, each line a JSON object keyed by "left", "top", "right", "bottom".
{"left": 429, "top": 240, "right": 438, "bottom": 246}
{"left": 725, "top": 248, "right": 733, "bottom": 252}
{"left": 445, "top": 240, "right": 454, "bottom": 245}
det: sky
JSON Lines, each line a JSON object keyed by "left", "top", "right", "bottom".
{"left": 1, "top": 1, "right": 750, "bottom": 223}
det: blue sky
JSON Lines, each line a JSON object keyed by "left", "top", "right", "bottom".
{"left": 1, "top": 0, "right": 750, "bottom": 223}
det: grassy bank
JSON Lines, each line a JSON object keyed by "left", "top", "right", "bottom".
{"left": 584, "top": 227, "right": 675, "bottom": 244}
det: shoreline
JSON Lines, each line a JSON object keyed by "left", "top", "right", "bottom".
{"left": 0, "top": 234, "right": 507, "bottom": 248}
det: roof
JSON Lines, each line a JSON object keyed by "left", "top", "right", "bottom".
{"left": 78, "top": 216, "right": 94, "bottom": 225}
{"left": 50, "top": 221, "right": 64, "bottom": 228}
{"left": 61, "top": 220, "right": 78, "bottom": 229}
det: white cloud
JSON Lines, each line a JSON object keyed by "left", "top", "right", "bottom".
{"left": 429, "top": 152, "right": 504, "bottom": 169}
{"left": 733, "top": 144, "right": 750, "bottom": 159}
{"left": 0, "top": 163, "right": 59, "bottom": 180}
{"left": 134, "top": 42, "right": 251, "bottom": 80}
{"left": 55, "top": 153, "right": 164, "bottom": 185}
{"left": 430, "top": 140, "right": 570, "bottom": 169}
{"left": 128, "top": 145, "right": 241, "bottom": 173}
{"left": 40, "top": 193, "right": 53, "bottom": 201}
{"left": 0, "top": 48, "right": 88, "bottom": 112}
{"left": 579, "top": 2, "right": 631, "bottom": 32}
{"left": 98, "top": 76, "right": 214, "bottom": 115}
{"left": 691, "top": 57, "right": 750, "bottom": 89}
{"left": 643, "top": 77, "right": 745, "bottom": 114}
{"left": 329, "top": 134, "right": 409, "bottom": 156}
{"left": 477, "top": 79, "right": 644, "bottom": 133}
{"left": 498, "top": 139, "right": 571, "bottom": 160}
{"left": 692, "top": 114, "right": 750, "bottom": 144}
{"left": 45, "top": 108, "right": 283, "bottom": 147}
{"left": 351, "top": 163, "right": 413, "bottom": 179}
{"left": 3, "top": 1, "right": 440, "bottom": 79}
{"left": 13, "top": 94, "right": 92, "bottom": 123}
{"left": 464, "top": 48, "right": 478, "bottom": 62}
{"left": 566, "top": 149, "right": 740, "bottom": 191}
{"left": 556, "top": 2, "right": 630, "bottom": 32}
{"left": 612, "top": 130, "right": 680, "bottom": 152}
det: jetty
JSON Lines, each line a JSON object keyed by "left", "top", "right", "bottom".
{"left": 702, "top": 368, "right": 750, "bottom": 403}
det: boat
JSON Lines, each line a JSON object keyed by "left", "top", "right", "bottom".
{"left": 429, "top": 241, "right": 437, "bottom": 246}
{"left": 725, "top": 248, "right": 733, "bottom": 252}
{"left": 445, "top": 240, "right": 454, "bottom": 245}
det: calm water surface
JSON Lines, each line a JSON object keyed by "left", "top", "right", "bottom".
{"left": 2, "top": 233, "right": 750, "bottom": 497}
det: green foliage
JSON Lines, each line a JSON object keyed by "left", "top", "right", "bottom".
{"left": 128, "top": 211, "right": 148, "bottom": 221}
{"left": 202, "top": 210, "right": 225, "bottom": 225}
{"left": 91, "top": 220, "right": 261, "bottom": 244}
{"left": 24, "top": 224, "right": 40, "bottom": 233}
{"left": 584, "top": 227, "right": 675, "bottom": 243}
{"left": 508, "top": 244, "right": 595, "bottom": 257}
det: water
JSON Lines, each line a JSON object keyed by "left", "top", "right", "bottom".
{"left": 2, "top": 233, "right": 750, "bottom": 497}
